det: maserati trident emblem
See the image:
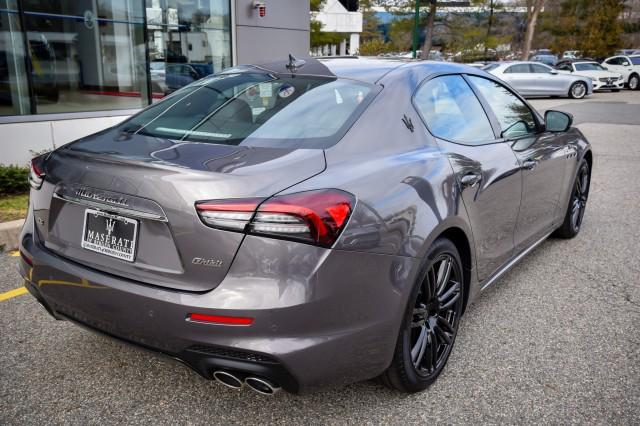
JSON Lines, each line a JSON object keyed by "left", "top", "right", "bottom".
{"left": 105, "top": 218, "right": 116, "bottom": 236}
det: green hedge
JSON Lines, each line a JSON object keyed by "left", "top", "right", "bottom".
{"left": 0, "top": 165, "right": 29, "bottom": 195}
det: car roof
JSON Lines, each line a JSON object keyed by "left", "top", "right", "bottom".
{"left": 249, "top": 56, "right": 486, "bottom": 84}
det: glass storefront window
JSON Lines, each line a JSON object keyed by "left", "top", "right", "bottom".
{"left": 0, "top": 0, "right": 231, "bottom": 117}
{"left": 145, "top": 0, "right": 231, "bottom": 98}
{"left": 21, "top": 0, "right": 149, "bottom": 114}
{"left": 0, "top": 0, "right": 30, "bottom": 116}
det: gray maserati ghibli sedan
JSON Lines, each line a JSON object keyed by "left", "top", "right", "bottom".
{"left": 19, "top": 57, "right": 592, "bottom": 395}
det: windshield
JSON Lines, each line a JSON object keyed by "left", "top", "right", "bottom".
{"left": 118, "top": 72, "right": 375, "bottom": 149}
{"left": 631, "top": 56, "right": 640, "bottom": 65}
{"left": 575, "top": 63, "right": 605, "bottom": 71}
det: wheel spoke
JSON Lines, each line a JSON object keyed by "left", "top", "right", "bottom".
{"left": 411, "top": 326, "right": 427, "bottom": 366}
{"left": 434, "top": 324, "right": 452, "bottom": 345}
{"left": 437, "top": 314, "right": 454, "bottom": 334}
{"left": 428, "top": 331, "right": 438, "bottom": 371}
{"left": 438, "top": 280, "right": 461, "bottom": 310}
{"left": 436, "top": 258, "right": 452, "bottom": 296}
{"left": 426, "top": 267, "right": 437, "bottom": 300}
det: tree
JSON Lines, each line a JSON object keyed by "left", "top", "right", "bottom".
{"left": 361, "top": 0, "right": 383, "bottom": 43}
{"left": 521, "top": 0, "right": 546, "bottom": 60}
{"left": 544, "top": 0, "right": 625, "bottom": 57}
{"left": 389, "top": 17, "right": 415, "bottom": 50}
{"left": 420, "top": 0, "right": 438, "bottom": 58}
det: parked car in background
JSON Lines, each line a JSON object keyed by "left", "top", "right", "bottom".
{"left": 529, "top": 49, "right": 558, "bottom": 66}
{"left": 555, "top": 60, "right": 624, "bottom": 92}
{"left": 614, "top": 49, "right": 639, "bottom": 56}
{"left": 487, "top": 61, "right": 593, "bottom": 99}
{"left": 150, "top": 62, "right": 215, "bottom": 96}
{"left": 562, "top": 50, "right": 580, "bottom": 59}
{"left": 601, "top": 55, "right": 640, "bottom": 90}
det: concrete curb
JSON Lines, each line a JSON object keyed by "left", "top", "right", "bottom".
{"left": 0, "top": 219, "right": 24, "bottom": 252}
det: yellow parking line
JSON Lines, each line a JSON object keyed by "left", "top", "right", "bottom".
{"left": 9, "top": 250, "right": 20, "bottom": 257}
{"left": 0, "top": 286, "right": 28, "bottom": 302}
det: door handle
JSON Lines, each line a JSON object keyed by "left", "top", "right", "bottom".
{"left": 460, "top": 173, "right": 482, "bottom": 188}
{"left": 522, "top": 159, "right": 538, "bottom": 170}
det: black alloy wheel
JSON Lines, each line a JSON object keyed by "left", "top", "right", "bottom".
{"left": 556, "top": 159, "right": 590, "bottom": 238}
{"left": 381, "top": 238, "right": 464, "bottom": 392}
{"left": 570, "top": 161, "right": 590, "bottom": 233}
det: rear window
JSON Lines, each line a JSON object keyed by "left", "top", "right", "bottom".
{"left": 505, "top": 64, "right": 530, "bottom": 73}
{"left": 575, "top": 63, "right": 605, "bottom": 71}
{"left": 118, "top": 72, "right": 376, "bottom": 149}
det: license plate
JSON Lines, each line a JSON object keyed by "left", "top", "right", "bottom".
{"left": 81, "top": 209, "right": 138, "bottom": 262}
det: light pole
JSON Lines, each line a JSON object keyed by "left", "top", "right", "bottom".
{"left": 412, "top": 0, "right": 420, "bottom": 59}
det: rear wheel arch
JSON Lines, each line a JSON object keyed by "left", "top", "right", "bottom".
{"left": 433, "top": 227, "right": 472, "bottom": 315}
{"left": 583, "top": 149, "right": 593, "bottom": 171}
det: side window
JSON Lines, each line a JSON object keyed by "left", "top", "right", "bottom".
{"left": 467, "top": 76, "right": 538, "bottom": 139}
{"left": 531, "top": 63, "right": 551, "bottom": 73}
{"left": 413, "top": 75, "right": 495, "bottom": 145}
{"left": 505, "top": 64, "right": 530, "bottom": 74}
{"left": 607, "top": 57, "right": 621, "bottom": 65}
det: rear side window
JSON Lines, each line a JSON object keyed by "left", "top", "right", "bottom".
{"left": 505, "top": 64, "right": 530, "bottom": 73}
{"left": 531, "top": 64, "right": 551, "bottom": 73}
{"left": 413, "top": 75, "right": 495, "bottom": 144}
{"left": 467, "top": 76, "right": 537, "bottom": 139}
{"left": 119, "top": 72, "right": 375, "bottom": 149}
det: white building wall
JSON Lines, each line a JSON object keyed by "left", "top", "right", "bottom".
{"left": 0, "top": 115, "right": 129, "bottom": 166}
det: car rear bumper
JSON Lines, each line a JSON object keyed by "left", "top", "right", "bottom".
{"left": 18, "top": 219, "right": 418, "bottom": 393}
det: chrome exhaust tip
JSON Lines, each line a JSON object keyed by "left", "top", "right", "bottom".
{"left": 213, "top": 371, "right": 243, "bottom": 389}
{"left": 244, "top": 377, "right": 281, "bottom": 395}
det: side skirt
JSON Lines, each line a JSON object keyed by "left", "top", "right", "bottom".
{"left": 479, "top": 231, "right": 553, "bottom": 292}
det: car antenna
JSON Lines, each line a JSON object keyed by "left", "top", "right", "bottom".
{"left": 286, "top": 53, "right": 305, "bottom": 76}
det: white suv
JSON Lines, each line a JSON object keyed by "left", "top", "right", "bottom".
{"left": 602, "top": 55, "right": 640, "bottom": 90}
{"left": 556, "top": 61, "right": 624, "bottom": 91}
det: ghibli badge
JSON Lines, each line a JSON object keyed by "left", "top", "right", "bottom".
{"left": 192, "top": 257, "right": 224, "bottom": 267}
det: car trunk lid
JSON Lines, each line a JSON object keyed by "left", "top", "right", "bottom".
{"left": 38, "top": 130, "right": 325, "bottom": 292}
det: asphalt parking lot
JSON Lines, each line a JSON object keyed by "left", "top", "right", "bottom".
{"left": 1, "top": 91, "right": 639, "bottom": 425}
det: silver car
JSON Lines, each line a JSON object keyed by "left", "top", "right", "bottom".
{"left": 485, "top": 61, "right": 593, "bottom": 99}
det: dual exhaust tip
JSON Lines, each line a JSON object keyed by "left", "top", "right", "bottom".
{"left": 213, "top": 370, "right": 280, "bottom": 395}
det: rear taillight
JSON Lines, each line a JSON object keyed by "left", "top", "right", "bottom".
{"left": 29, "top": 158, "right": 44, "bottom": 190}
{"left": 195, "top": 189, "right": 355, "bottom": 247}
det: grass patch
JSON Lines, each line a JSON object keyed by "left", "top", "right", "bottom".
{"left": 0, "top": 193, "right": 29, "bottom": 222}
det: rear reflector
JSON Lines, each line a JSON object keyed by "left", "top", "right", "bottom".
{"left": 195, "top": 189, "right": 355, "bottom": 247}
{"left": 20, "top": 250, "right": 33, "bottom": 267}
{"left": 29, "top": 157, "right": 45, "bottom": 190}
{"left": 187, "top": 313, "right": 254, "bottom": 326}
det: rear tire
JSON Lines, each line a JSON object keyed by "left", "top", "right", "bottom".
{"left": 629, "top": 74, "right": 640, "bottom": 91}
{"left": 380, "top": 238, "right": 464, "bottom": 393}
{"left": 555, "top": 159, "right": 590, "bottom": 239}
{"left": 569, "top": 82, "right": 587, "bottom": 99}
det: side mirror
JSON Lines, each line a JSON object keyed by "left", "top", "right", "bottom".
{"left": 602, "top": 66, "right": 608, "bottom": 70}
{"left": 622, "top": 62, "right": 630, "bottom": 66}
{"left": 545, "top": 110, "right": 573, "bottom": 132}
{"left": 549, "top": 69, "right": 558, "bottom": 74}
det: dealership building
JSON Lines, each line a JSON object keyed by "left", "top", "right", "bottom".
{"left": 0, "top": 0, "right": 310, "bottom": 165}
